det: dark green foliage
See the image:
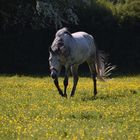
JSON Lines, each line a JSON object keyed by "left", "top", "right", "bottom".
{"left": 0, "top": 0, "right": 36, "bottom": 30}
{"left": 0, "top": 0, "right": 140, "bottom": 74}
{"left": 94, "top": 0, "right": 140, "bottom": 24}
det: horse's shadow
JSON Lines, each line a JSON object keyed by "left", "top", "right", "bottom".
{"left": 81, "top": 90, "right": 138, "bottom": 102}
{"left": 81, "top": 95, "right": 118, "bottom": 102}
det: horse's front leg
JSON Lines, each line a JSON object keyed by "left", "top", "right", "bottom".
{"left": 70, "top": 65, "right": 79, "bottom": 97}
{"left": 54, "top": 78, "right": 64, "bottom": 97}
{"left": 63, "top": 66, "right": 70, "bottom": 98}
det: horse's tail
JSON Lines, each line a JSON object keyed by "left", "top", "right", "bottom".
{"left": 95, "top": 49, "right": 116, "bottom": 81}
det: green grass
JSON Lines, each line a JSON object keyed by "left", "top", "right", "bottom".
{"left": 0, "top": 75, "right": 140, "bottom": 140}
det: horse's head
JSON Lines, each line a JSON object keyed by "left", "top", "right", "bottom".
{"left": 49, "top": 28, "right": 72, "bottom": 79}
{"left": 49, "top": 49, "right": 61, "bottom": 79}
{"left": 49, "top": 35, "right": 65, "bottom": 79}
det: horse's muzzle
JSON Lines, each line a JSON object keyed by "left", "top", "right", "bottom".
{"left": 51, "top": 72, "right": 57, "bottom": 79}
{"left": 50, "top": 67, "right": 58, "bottom": 79}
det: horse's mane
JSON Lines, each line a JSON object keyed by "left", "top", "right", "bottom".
{"left": 55, "top": 27, "right": 72, "bottom": 37}
{"left": 49, "top": 27, "right": 73, "bottom": 54}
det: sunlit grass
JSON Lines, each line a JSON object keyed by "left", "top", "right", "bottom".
{"left": 0, "top": 75, "right": 140, "bottom": 140}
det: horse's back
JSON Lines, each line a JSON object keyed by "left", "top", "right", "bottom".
{"left": 72, "top": 31, "right": 95, "bottom": 49}
{"left": 72, "top": 31, "right": 93, "bottom": 41}
{"left": 70, "top": 31, "right": 96, "bottom": 64}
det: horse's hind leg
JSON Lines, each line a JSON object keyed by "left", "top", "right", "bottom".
{"left": 70, "top": 64, "right": 79, "bottom": 97}
{"left": 87, "top": 61, "right": 97, "bottom": 98}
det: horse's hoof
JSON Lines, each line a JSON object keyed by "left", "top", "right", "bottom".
{"left": 59, "top": 91, "right": 64, "bottom": 97}
{"left": 93, "top": 96, "right": 96, "bottom": 100}
{"left": 70, "top": 94, "right": 74, "bottom": 98}
{"left": 63, "top": 94, "right": 67, "bottom": 98}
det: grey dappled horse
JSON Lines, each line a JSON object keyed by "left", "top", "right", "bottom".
{"left": 49, "top": 27, "right": 114, "bottom": 98}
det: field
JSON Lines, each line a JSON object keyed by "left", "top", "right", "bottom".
{"left": 0, "top": 75, "right": 140, "bottom": 140}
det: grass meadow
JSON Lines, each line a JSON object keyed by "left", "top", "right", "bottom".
{"left": 0, "top": 75, "right": 140, "bottom": 140}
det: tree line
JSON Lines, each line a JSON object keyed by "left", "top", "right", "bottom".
{"left": 0, "top": 0, "right": 140, "bottom": 74}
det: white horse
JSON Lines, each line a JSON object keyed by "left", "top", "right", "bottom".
{"left": 49, "top": 27, "right": 114, "bottom": 98}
